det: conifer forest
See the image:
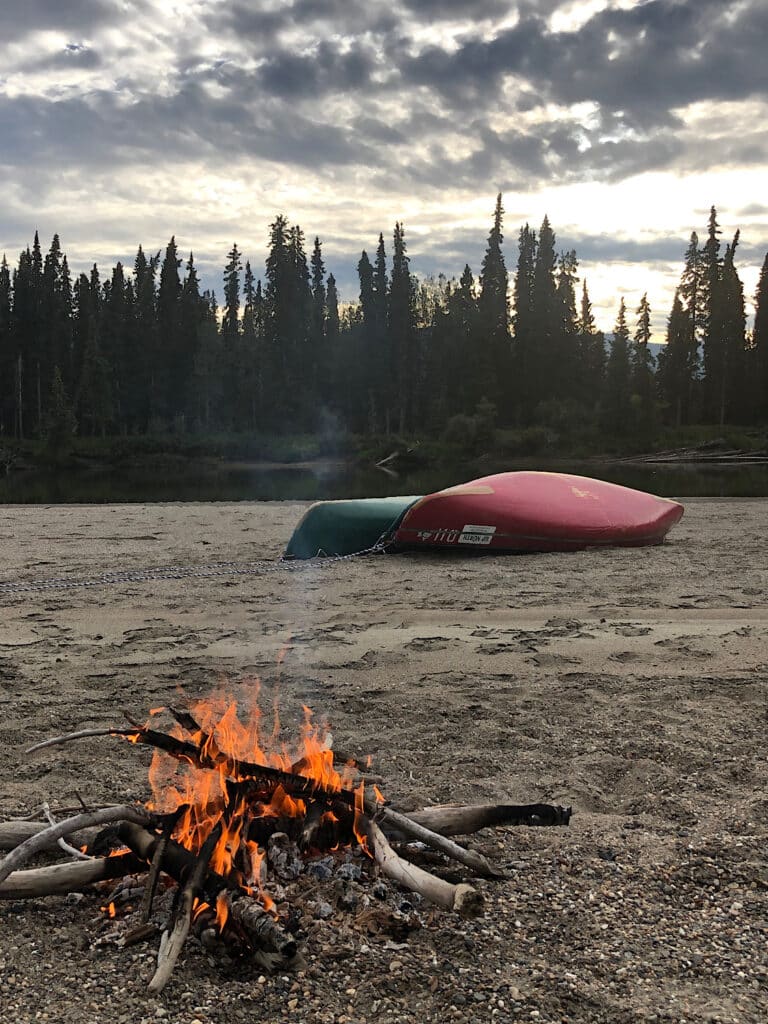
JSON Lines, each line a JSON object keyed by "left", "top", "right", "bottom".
{"left": 1, "top": 196, "right": 767, "bottom": 453}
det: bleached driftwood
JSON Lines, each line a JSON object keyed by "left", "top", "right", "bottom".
{"left": 0, "top": 805, "right": 153, "bottom": 886}
{"left": 0, "top": 852, "right": 142, "bottom": 899}
{"left": 368, "top": 801, "right": 505, "bottom": 879}
{"left": 367, "top": 819, "right": 482, "bottom": 918}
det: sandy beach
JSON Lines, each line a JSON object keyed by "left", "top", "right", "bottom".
{"left": 0, "top": 499, "right": 766, "bottom": 1023}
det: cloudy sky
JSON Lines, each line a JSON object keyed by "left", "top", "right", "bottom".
{"left": 1, "top": 0, "right": 766, "bottom": 338}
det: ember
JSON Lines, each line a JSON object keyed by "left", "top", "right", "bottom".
{"left": 0, "top": 692, "right": 572, "bottom": 993}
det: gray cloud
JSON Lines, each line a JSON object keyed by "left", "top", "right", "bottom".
{"left": 399, "top": 0, "right": 513, "bottom": 17}
{"left": 26, "top": 45, "right": 102, "bottom": 73}
{"left": 396, "top": 0, "right": 768, "bottom": 131}
{"left": 0, "top": 0, "right": 118, "bottom": 42}
{"left": 0, "top": 0, "right": 765, "bottom": 330}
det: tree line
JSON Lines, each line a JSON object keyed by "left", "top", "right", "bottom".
{"left": 0, "top": 198, "right": 766, "bottom": 449}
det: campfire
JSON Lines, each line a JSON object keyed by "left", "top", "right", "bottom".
{"left": 0, "top": 688, "right": 572, "bottom": 992}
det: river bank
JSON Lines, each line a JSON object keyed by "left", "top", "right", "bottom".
{"left": 0, "top": 499, "right": 766, "bottom": 1022}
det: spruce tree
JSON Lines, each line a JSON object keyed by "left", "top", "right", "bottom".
{"left": 531, "top": 215, "right": 559, "bottom": 412}
{"left": 576, "top": 279, "right": 605, "bottom": 409}
{"left": 42, "top": 234, "right": 72, "bottom": 404}
{"left": 43, "top": 366, "right": 76, "bottom": 461}
{"left": 455, "top": 264, "right": 480, "bottom": 414}
{"left": 192, "top": 290, "right": 222, "bottom": 431}
{"left": 512, "top": 224, "right": 536, "bottom": 420}
{"left": 99, "top": 263, "right": 129, "bottom": 431}
{"left": 264, "top": 215, "right": 293, "bottom": 428}
{"left": 288, "top": 225, "right": 313, "bottom": 424}
{"left": 657, "top": 290, "right": 690, "bottom": 428}
{"left": 326, "top": 274, "right": 339, "bottom": 340}
{"left": 602, "top": 298, "right": 632, "bottom": 436}
{"left": 701, "top": 206, "right": 724, "bottom": 422}
{"left": 373, "top": 233, "right": 388, "bottom": 337}
{"left": 478, "top": 194, "right": 510, "bottom": 411}
{"left": 753, "top": 251, "right": 768, "bottom": 420}
{"left": 310, "top": 237, "right": 327, "bottom": 404}
{"left": 357, "top": 251, "right": 375, "bottom": 329}
{"left": 0, "top": 256, "right": 12, "bottom": 435}
{"left": 179, "top": 253, "right": 206, "bottom": 427}
{"left": 554, "top": 249, "right": 579, "bottom": 403}
{"left": 157, "top": 236, "right": 184, "bottom": 423}
{"left": 373, "top": 234, "right": 390, "bottom": 419}
{"left": 632, "top": 293, "right": 656, "bottom": 439}
{"left": 131, "top": 247, "right": 159, "bottom": 429}
{"left": 389, "top": 222, "right": 416, "bottom": 433}
{"left": 679, "top": 232, "right": 703, "bottom": 376}
{"left": 355, "top": 250, "right": 379, "bottom": 428}
{"left": 717, "top": 232, "right": 746, "bottom": 425}
{"left": 240, "top": 261, "right": 260, "bottom": 429}
{"left": 221, "top": 243, "right": 242, "bottom": 427}
{"left": 30, "top": 236, "right": 43, "bottom": 433}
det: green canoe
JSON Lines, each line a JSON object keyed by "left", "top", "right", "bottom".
{"left": 283, "top": 495, "right": 421, "bottom": 560}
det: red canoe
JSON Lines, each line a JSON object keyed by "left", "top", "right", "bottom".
{"left": 391, "top": 471, "right": 684, "bottom": 553}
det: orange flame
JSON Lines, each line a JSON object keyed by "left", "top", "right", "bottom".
{"left": 139, "top": 679, "right": 382, "bottom": 933}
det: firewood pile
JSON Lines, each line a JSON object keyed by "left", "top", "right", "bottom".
{"left": 0, "top": 700, "right": 572, "bottom": 993}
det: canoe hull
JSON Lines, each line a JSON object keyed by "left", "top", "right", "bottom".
{"left": 283, "top": 495, "right": 420, "bottom": 559}
{"left": 392, "top": 471, "right": 684, "bottom": 553}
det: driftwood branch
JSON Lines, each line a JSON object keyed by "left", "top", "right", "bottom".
{"left": 0, "top": 805, "right": 154, "bottom": 886}
{"left": 367, "top": 818, "right": 482, "bottom": 918}
{"left": 368, "top": 800, "right": 505, "bottom": 879}
{"left": 0, "top": 820, "right": 94, "bottom": 851}
{"left": 26, "top": 728, "right": 138, "bottom": 754}
{"left": 404, "top": 802, "right": 573, "bottom": 836}
{"left": 42, "top": 802, "right": 93, "bottom": 861}
{"left": 0, "top": 852, "right": 144, "bottom": 899}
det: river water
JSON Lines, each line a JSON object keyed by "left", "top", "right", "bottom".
{"left": 1, "top": 458, "right": 767, "bottom": 503}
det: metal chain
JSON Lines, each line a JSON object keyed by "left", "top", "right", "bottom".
{"left": 0, "top": 539, "right": 392, "bottom": 595}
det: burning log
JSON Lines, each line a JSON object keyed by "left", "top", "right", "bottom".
{"left": 149, "top": 822, "right": 223, "bottom": 993}
{"left": 117, "top": 821, "right": 299, "bottom": 963}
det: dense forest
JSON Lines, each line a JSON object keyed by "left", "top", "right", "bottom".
{"left": 0, "top": 196, "right": 767, "bottom": 457}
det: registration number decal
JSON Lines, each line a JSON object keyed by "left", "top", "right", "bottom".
{"left": 458, "top": 524, "right": 496, "bottom": 545}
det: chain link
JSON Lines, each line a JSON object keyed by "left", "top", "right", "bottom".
{"left": 0, "top": 539, "right": 391, "bottom": 595}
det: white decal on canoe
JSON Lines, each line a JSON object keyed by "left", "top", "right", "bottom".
{"left": 458, "top": 524, "right": 496, "bottom": 545}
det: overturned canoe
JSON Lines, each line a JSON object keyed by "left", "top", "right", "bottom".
{"left": 283, "top": 471, "right": 684, "bottom": 559}
{"left": 392, "top": 471, "right": 684, "bottom": 553}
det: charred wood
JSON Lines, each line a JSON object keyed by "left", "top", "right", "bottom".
{"left": 117, "top": 821, "right": 298, "bottom": 963}
{"left": 149, "top": 822, "right": 222, "bottom": 993}
{"left": 403, "top": 802, "right": 573, "bottom": 836}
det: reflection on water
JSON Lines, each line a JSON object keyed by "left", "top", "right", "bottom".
{"left": 1, "top": 458, "right": 768, "bottom": 503}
